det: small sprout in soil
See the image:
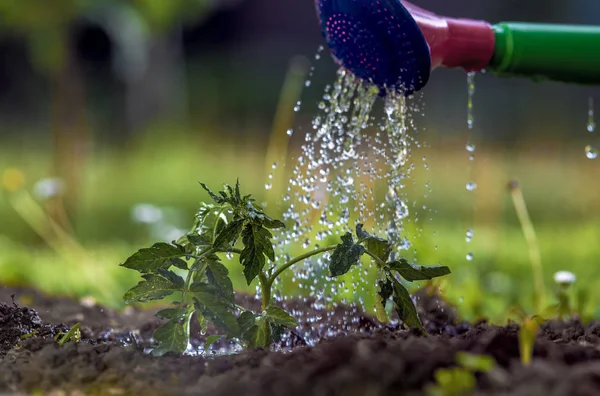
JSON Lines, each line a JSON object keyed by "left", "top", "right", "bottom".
{"left": 519, "top": 315, "right": 544, "bottom": 366}
{"left": 120, "top": 181, "right": 451, "bottom": 354}
{"left": 55, "top": 323, "right": 82, "bottom": 346}
{"left": 19, "top": 329, "right": 39, "bottom": 341}
{"left": 426, "top": 352, "right": 496, "bottom": 396}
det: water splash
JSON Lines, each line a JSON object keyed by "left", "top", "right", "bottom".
{"left": 269, "top": 66, "right": 426, "bottom": 318}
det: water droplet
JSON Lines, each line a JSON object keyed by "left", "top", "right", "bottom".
{"left": 585, "top": 145, "right": 598, "bottom": 159}
{"left": 294, "top": 101, "right": 301, "bottom": 112}
{"left": 466, "top": 229, "right": 474, "bottom": 242}
{"left": 265, "top": 183, "right": 272, "bottom": 190}
{"left": 272, "top": 162, "right": 278, "bottom": 169}
{"left": 305, "top": 80, "right": 312, "bottom": 87}
{"left": 466, "top": 182, "right": 477, "bottom": 191}
{"left": 588, "top": 97, "right": 596, "bottom": 132}
{"left": 466, "top": 252, "right": 474, "bottom": 261}
{"left": 286, "top": 129, "right": 294, "bottom": 136}
{"left": 466, "top": 142, "right": 476, "bottom": 152}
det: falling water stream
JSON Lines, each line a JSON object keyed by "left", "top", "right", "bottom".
{"left": 465, "top": 72, "right": 477, "bottom": 262}
{"left": 586, "top": 97, "right": 598, "bottom": 159}
{"left": 258, "top": 65, "right": 430, "bottom": 346}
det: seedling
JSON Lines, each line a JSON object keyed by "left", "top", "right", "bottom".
{"left": 120, "top": 181, "right": 451, "bottom": 354}
{"left": 427, "top": 352, "right": 496, "bottom": 396}
{"left": 55, "top": 323, "right": 82, "bottom": 346}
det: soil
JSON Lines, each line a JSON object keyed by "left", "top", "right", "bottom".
{"left": 2, "top": 284, "right": 600, "bottom": 396}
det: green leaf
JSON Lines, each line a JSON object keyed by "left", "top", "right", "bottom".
{"left": 237, "top": 311, "right": 256, "bottom": 337}
{"left": 213, "top": 218, "right": 245, "bottom": 249}
{"left": 240, "top": 223, "right": 275, "bottom": 285}
{"left": 196, "top": 309, "right": 208, "bottom": 335}
{"left": 263, "top": 217, "right": 286, "bottom": 229}
{"left": 152, "top": 316, "right": 191, "bottom": 355}
{"left": 270, "top": 322, "right": 286, "bottom": 343}
{"left": 356, "top": 224, "right": 392, "bottom": 262}
{"left": 170, "top": 258, "right": 189, "bottom": 270}
{"left": 157, "top": 270, "right": 185, "bottom": 288}
{"left": 245, "top": 321, "right": 268, "bottom": 349}
{"left": 186, "top": 233, "right": 212, "bottom": 249}
{"left": 200, "top": 182, "right": 226, "bottom": 204}
{"left": 265, "top": 306, "right": 298, "bottom": 328}
{"left": 456, "top": 352, "right": 496, "bottom": 373}
{"left": 205, "top": 335, "right": 225, "bottom": 348}
{"left": 388, "top": 259, "right": 451, "bottom": 282}
{"left": 155, "top": 307, "right": 186, "bottom": 320}
{"left": 190, "top": 282, "right": 240, "bottom": 337}
{"left": 391, "top": 277, "right": 426, "bottom": 333}
{"left": 123, "top": 274, "right": 184, "bottom": 304}
{"left": 378, "top": 278, "right": 394, "bottom": 301}
{"left": 329, "top": 232, "right": 366, "bottom": 277}
{"left": 206, "top": 256, "right": 234, "bottom": 301}
{"left": 120, "top": 243, "right": 187, "bottom": 273}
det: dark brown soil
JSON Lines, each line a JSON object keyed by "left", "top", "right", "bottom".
{"left": 2, "top": 284, "right": 600, "bottom": 396}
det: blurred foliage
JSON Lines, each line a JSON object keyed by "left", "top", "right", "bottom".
{"left": 0, "top": 0, "right": 217, "bottom": 71}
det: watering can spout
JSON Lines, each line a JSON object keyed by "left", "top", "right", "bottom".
{"left": 403, "top": 2, "right": 495, "bottom": 72}
{"left": 315, "top": 0, "right": 600, "bottom": 94}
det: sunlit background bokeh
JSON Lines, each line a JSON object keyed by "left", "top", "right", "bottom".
{"left": 0, "top": 0, "right": 599, "bottom": 323}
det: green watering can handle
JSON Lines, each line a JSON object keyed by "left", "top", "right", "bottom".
{"left": 489, "top": 23, "right": 600, "bottom": 85}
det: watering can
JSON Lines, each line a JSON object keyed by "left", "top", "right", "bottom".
{"left": 315, "top": 0, "right": 600, "bottom": 94}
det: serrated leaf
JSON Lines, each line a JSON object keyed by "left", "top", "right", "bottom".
{"left": 205, "top": 334, "right": 225, "bottom": 348}
{"left": 240, "top": 223, "right": 275, "bottom": 285}
{"left": 329, "top": 232, "right": 366, "bottom": 277}
{"left": 120, "top": 243, "right": 187, "bottom": 273}
{"left": 156, "top": 307, "right": 186, "bottom": 320}
{"left": 391, "top": 277, "right": 426, "bottom": 333}
{"left": 152, "top": 311, "right": 192, "bottom": 355}
{"left": 123, "top": 274, "right": 184, "bottom": 304}
{"left": 200, "top": 182, "right": 226, "bottom": 204}
{"left": 388, "top": 259, "right": 451, "bottom": 282}
{"left": 190, "top": 282, "right": 240, "bottom": 337}
{"left": 265, "top": 306, "right": 298, "bottom": 328}
{"left": 157, "top": 269, "right": 185, "bottom": 288}
{"left": 237, "top": 311, "right": 256, "bottom": 337}
{"left": 356, "top": 224, "right": 392, "bottom": 262}
{"left": 213, "top": 218, "right": 245, "bottom": 249}
{"left": 206, "top": 256, "right": 234, "bottom": 301}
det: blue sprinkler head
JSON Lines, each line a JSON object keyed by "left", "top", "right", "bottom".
{"left": 315, "top": 0, "right": 431, "bottom": 95}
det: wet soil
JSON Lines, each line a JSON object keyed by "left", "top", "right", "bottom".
{"left": 2, "top": 284, "right": 600, "bottom": 396}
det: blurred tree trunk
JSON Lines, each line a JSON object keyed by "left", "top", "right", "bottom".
{"left": 49, "top": 32, "right": 89, "bottom": 232}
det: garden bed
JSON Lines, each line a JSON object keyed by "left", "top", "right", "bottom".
{"left": 1, "top": 284, "right": 600, "bottom": 395}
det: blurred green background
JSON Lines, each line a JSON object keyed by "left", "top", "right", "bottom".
{"left": 0, "top": 0, "right": 599, "bottom": 324}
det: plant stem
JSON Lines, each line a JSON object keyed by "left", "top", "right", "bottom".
{"left": 363, "top": 249, "right": 387, "bottom": 268}
{"left": 259, "top": 272, "right": 271, "bottom": 311}
{"left": 267, "top": 245, "right": 337, "bottom": 287}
